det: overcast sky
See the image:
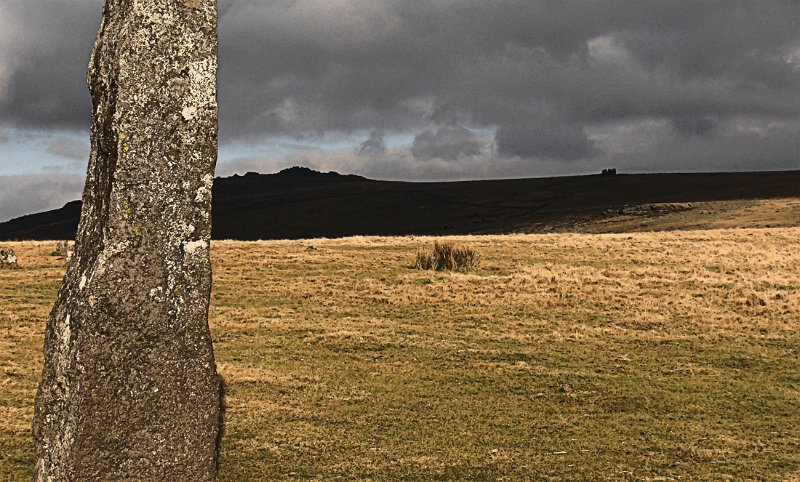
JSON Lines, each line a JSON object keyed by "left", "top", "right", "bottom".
{"left": 0, "top": 0, "right": 798, "bottom": 221}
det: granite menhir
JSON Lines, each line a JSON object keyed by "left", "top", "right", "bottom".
{"left": 33, "top": 1, "right": 223, "bottom": 479}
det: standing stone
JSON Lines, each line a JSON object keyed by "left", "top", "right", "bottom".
{"left": 52, "top": 241, "right": 68, "bottom": 257}
{"left": 0, "top": 249, "right": 19, "bottom": 269}
{"left": 33, "top": 1, "right": 223, "bottom": 480}
{"left": 52, "top": 241, "right": 74, "bottom": 261}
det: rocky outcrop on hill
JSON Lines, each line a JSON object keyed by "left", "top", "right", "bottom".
{"left": 604, "top": 203, "right": 693, "bottom": 217}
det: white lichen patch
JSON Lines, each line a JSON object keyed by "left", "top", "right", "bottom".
{"left": 79, "top": 276, "right": 87, "bottom": 290}
{"left": 181, "top": 106, "right": 198, "bottom": 121}
{"left": 183, "top": 239, "right": 208, "bottom": 255}
{"left": 187, "top": 59, "right": 216, "bottom": 107}
{"left": 180, "top": 59, "right": 217, "bottom": 124}
{"left": 60, "top": 315, "right": 72, "bottom": 352}
{"left": 148, "top": 286, "right": 167, "bottom": 303}
{"left": 195, "top": 174, "right": 214, "bottom": 203}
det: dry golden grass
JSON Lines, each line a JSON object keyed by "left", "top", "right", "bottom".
{"left": 1, "top": 227, "right": 799, "bottom": 480}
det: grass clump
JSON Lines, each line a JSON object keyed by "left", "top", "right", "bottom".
{"left": 415, "top": 241, "right": 477, "bottom": 271}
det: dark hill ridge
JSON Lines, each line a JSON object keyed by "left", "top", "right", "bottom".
{"left": 1, "top": 168, "right": 798, "bottom": 241}
{"left": 0, "top": 200, "right": 83, "bottom": 242}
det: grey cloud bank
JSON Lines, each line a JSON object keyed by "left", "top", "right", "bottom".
{"left": 45, "top": 136, "right": 89, "bottom": 160}
{"left": 0, "top": 0, "right": 798, "bottom": 220}
{"left": 0, "top": 174, "right": 84, "bottom": 222}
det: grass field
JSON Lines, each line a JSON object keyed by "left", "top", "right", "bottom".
{"left": 1, "top": 227, "right": 799, "bottom": 479}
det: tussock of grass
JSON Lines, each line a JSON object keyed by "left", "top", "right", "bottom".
{"left": 415, "top": 242, "right": 477, "bottom": 271}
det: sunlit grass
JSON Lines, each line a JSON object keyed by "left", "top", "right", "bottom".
{"left": 1, "top": 226, "right": 798, "bottom": 480}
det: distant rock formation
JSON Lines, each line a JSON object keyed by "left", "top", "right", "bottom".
{"left": 604, "top": 203, "right": 693, "bottom": 217}
{"left": 33, "top": 1, "right": 223, "bottom": 480}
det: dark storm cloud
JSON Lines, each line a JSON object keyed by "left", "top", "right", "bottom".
{"left": 593, "top": 117, "right": 800, "bottom": 173}
{"left": 671, "top": 116, "right": 716, "bottom": 137}
{"left": 496, "top": 120, "right": 600, "bottom": 161}
{"left": 0, "top": 1, "right": 101, "bottom": 130}
{"left": 214, "top": 0, "right": 799, "bottom": 143}
{"left": 412, "top": 127, "right": 485, "bottom": 161}
{"left": 0, "top": 0, "right": 798, "bottom": 173}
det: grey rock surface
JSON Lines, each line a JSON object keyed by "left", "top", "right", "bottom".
{"left": 33, "top": 1, "right": 223, "bottom": 479}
